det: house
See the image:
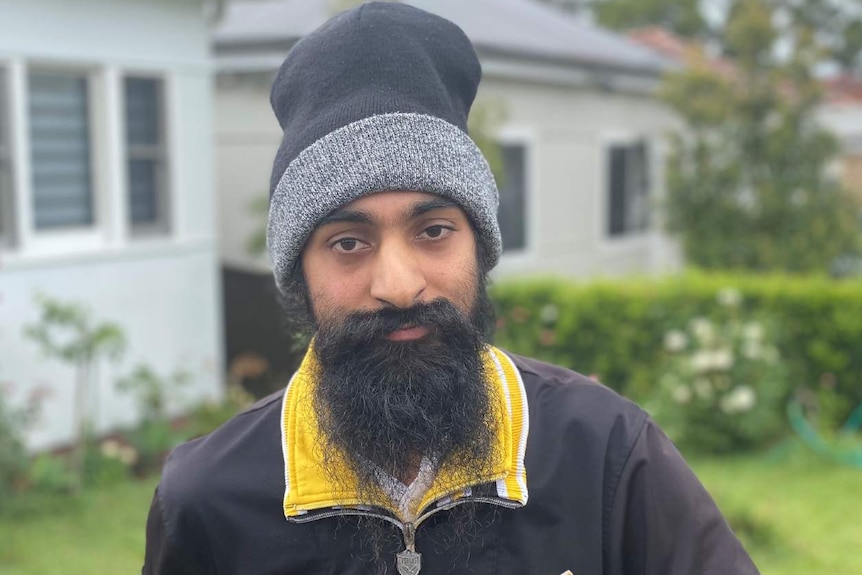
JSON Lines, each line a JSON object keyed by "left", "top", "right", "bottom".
{"left": 0, "top": 0, "right": 225, "bottom": 450}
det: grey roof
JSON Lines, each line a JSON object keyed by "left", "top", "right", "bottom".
{"left": 214, "top": 0, "right": 669, "bottom": 75}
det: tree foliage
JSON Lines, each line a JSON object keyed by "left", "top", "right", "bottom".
{"left": 660, "top": 0, "right": 862, "bottom": 273}
{"left": 594, "top": 0, "right": 710, "bottom": 39}
{"left": 541, "top": 0, "right": 862, "bottom": 75}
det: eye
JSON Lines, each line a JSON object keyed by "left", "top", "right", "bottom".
{"left": 419, "top": 225, "right": 453, "bottom": 240}
{"left": 331, "top": 238, "right": 365, "bottom": 253}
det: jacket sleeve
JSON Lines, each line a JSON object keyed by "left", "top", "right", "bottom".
{"left": 605, "top": 419, "right": 760, "bottom": 575}
{"left": 142, "top": 486, "right": 212, "bottom": 575}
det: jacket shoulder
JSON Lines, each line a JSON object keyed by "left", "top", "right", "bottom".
{"left": 158, "top": 387, "right": 286, "bottom": 507}
{"left": 507, "top": 351, "right": 649, "bottom": 464}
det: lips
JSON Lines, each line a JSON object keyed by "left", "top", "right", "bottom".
{"left": 385, "top": 325, "right": 430, "bottom": 341}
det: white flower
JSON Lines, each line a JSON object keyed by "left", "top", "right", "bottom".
{"left": 742, "top": 340, "right": 762, "bottom": 360}
{"left": 690, "top": 351, "right": 714, "bottom": 373}
{"left": 720, "top": 385, "right": 757, "bottom": 414}
{"left": 539, "top": 304, "right": 560, "bottom": 324}
{"left": 717, "top": 288, "right": 742, "bottom": 308}
{"left": 742, "top": 322, "right": 764, "bottom": 342}
{"left": 712, "top": 348, "right": 734, "bottom": 371}
{"left": 664, "top": 330, "right": 689, "bottom": 352}
{"left": 690, "top": 317, "right": 716, "bottom": 345}
{"left": 690, "top": 349, "right": 734, "bottom": 372}
{"left": 694, "top": 378, "right": 713, "bottom": 399}
{"left": 672, "top": 385, "right": 693, "bottom": 404}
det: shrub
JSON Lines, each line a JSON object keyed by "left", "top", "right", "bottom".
{"left": 647, "top": 290, "right": 787, "bottom": 453}
{"left": 115, "top": 365, "right": 190, "bottom": 474}
{"left": 491, "top": 272, "right": 862, "bottom": 447}
{"left": 0, "top": 387, "right": 33, "bottom": 510}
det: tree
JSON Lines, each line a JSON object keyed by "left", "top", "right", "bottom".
{"left": 594, "top": 0, "right": 711, "bottom": 39}
{"left": 769, "top": 0, "right": 862, "bottom": 75}
{"left": 542, "top": 0, "right": 862, "bottom": 76}
{"left": 24, "top": 296, "right": 126, "bottom": 491}
{"left": 661, "top": 0, "right": 862, "bottom": 273}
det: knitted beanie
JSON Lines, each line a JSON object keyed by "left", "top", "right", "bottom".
{"left": 266, "top": 1, "right": 501, "bottom": 293}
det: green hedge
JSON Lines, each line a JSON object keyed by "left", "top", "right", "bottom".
{"left": 490, "top": 273, "right": 862, "bottom": 413}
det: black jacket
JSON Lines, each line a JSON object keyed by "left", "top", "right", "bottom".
{"left": 143, "top": 353, "right": 759, "bottom": 574}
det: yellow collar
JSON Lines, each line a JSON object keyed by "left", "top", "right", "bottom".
{"left": 280, "top": 344, "right": 529, "bottom": 520}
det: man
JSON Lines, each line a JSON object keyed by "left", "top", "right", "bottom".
{"left": 143, "top": 3, "right": 759, "bottom": 574}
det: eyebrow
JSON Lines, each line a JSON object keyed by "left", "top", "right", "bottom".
{"left": 318, "top": 208, "right": 374, "bottom": 227}
{"left": 318, "top": 197, "right": 458, "bottom": 228}
{"left": 407, "top": 198, "right": 458, "bottom": 219}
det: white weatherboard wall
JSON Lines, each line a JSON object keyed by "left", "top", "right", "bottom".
{"left": 0, "top": 0, "right": 223, "bottom": 450}
{"left": 479, "top": 77, "right": 681, "bottom": 280}
{"left": 214, "top": 71, "right": 681, "bottom": 279}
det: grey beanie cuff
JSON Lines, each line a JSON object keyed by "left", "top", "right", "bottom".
{"left": 267, "top": 112, "right": 501, "bottom": 293}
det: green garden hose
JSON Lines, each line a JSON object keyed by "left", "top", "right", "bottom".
{"left": 787, "top": 400, "right": 862, "bottom": 469}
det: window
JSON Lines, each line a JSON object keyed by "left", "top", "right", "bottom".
{"left": 0, "top": 67, "right": 14, "bottom": 245}
{"left": 498, "top": 142, "right": 528, "bottom": 252}
{"left": 607, "top": 140, "right": 650, "bottom": 237}
{"left": 29, "top": 71, "right": 94, "bottom": 230}
{"left": 124, "top": 76, "right": 168, "bottom": 235}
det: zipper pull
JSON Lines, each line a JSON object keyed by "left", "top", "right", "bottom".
{"left": 404, "top": 522, "right": 416, "bottom": 551}
{"left": 396, "top": 522, "right": 422, "bottom": 575}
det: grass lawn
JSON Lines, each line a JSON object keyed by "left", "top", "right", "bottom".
{"left": 691, "top": 445, "right": 862, "bottom": 575}
{"left": 0, "top": 476, "right": 158, "bottom": 575}
{"left": 0, "top": 444, "right": 858, "bottom": 574}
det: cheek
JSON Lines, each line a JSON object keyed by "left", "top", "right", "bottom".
{"left": 307, "top": 274, "right": 367, "bottom": 321}
{"left": 425, "top": 246, "right": 480, "bottom": 310}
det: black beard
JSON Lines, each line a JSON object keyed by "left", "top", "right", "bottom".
{"left": 311, "top": 295, "right": 499, "bottom": 507}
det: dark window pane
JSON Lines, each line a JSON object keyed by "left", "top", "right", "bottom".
{"left": 129, "top": 159, "right": 160, "bottom": 224}
{"left": 608, "top": 145, "right": 627, "bottom": 236}
{"left": 499, "top": 143, "right": 527, "bottom": 251}
{"left": 125, "top": 77, "right": 166, "bottom": 232}
{"left": 608, "top": 141, "right": 651, "bottom": 237}
{"left": 29, "top": 73, "right": 93, "bottom": 230}
{"left": 125, "top": 78, "right": 161, "bottom": 147}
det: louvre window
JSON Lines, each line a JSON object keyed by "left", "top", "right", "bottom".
{"left": 29, "top": 72, "right": 93, "bottom": 230}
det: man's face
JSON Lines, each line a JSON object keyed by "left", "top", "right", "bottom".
{"left": 301, "top": 190, "right": 481, "bottom": 331}
{"left": 297, "top": 191, "right": 498, "bottom": 502}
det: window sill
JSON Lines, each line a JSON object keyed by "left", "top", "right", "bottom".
{"left": 600, "top": 231, "right": 653, "bottom": 251}
{"left": 0, "top": 235, "right": 216, "bottom": 272}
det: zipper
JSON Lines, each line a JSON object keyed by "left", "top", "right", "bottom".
{"left": 288, "top": 494, "right": 523, "bottom": 569}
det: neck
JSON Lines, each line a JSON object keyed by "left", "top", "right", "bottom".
{"left": 398, "top": 454, "right": 423, "bottom": 485}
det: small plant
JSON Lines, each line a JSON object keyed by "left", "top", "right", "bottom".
{"left": 0, "top": 384, "right": 40, "bottom": 511}
{"left": 115, "top": 365, "right": 190, "bottom": 473}
{"left": 649, "top": 288, "right": 787, "bottom": 454}
{"left": 23, "top": 296, "right": 126, "bottom": 491}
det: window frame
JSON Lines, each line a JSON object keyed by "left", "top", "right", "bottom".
{"left": 495, "top": 127, "right": 537, "bottom": 261}
{"left": 24, "top": 63, "right": 107, "bottom": 254}
{"left": 122, "top": 73, "right": 171, "bottom": 238}
{"left": 0, "top": 63, "right": 15, "bottom": 248}
{"left": 602, "top": 134, "right": 653, "bottom": 241}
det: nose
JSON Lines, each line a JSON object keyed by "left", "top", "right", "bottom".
{"left": 369, "top": 240, "right": 427, "bottom": 308}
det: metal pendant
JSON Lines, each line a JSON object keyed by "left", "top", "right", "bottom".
{"left": 396, "top": 549, "right": 422, "bottom": 575}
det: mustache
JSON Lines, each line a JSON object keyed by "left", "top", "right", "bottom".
{"left": 317, "top": 299, "right": 469, "bottom": 344}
